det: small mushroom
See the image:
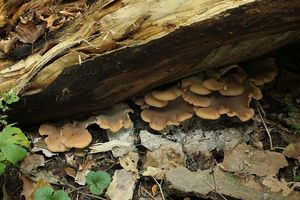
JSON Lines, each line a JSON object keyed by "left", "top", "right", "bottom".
{"left": 151, "top": 86, "right": 181, "bottom": 101}
{"left": 245, "top": 58, "right": 278, "bottom": 86}
{"left": 218, "top": 78, "right": 245, "bottom": 96}
{"left": 202, "top": 78, "right": 225, "bottom": 91}
{"left": 38, "top": 123, "right": 69, "bottom": 152}
{"left": 141, "top": 98, "right": 194, "bottom": 131}
{"left": 60, "top": 122, "right": 92, "bottom": 149}
{"left": 181, "top": 76, "right": 211, "bottom": 95}
{"left": 91, "top": 104, "right": 133, "bottom": 132}
{"left": 144, "top": 93, "right": 168, "bottom": 108}
{"left": 182, "top": 89, "right": 211, "bottom": 107}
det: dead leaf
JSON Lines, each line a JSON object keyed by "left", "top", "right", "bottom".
{"left": 20, "top": 154, "right": 45, "bottom": 173}
{"left": 151, "top": 184, "right": 158, "bottom": 197}
{"left": 64, "top": 167, "right": 76, "bottom": 179}
{"left": 262, "top": 176, "right": 293, "bottom": 197}
{"left": 166, "top": 166, "right": 300, "bottom": 200}
{"left": 14, "top": 21, "right": 44, "bottom": 44}
{"left": 21, "top": 176, "right": 34, "bottom": 200}
{"left": 283, "top": 140, "right": 300, "bottom": 161}
{"left": 106, "top": 169, "right": 136, "bottom": 200}
{"left": 119, "top": 151, "right": 139, "bottom": 180}
{"left": 75, "top": 155, "right": 95, "bottom": 185}
{"left": 221, "top": 143, "right": 288, "bottom": 176}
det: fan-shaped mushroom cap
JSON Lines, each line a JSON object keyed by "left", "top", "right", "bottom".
{"left": 60, "top": 122, "right": 92, "bottom": 149}
{"left": 219, "top": 78, "right": 245, "bottom": 96}
{"left": 181, "top": 76, "right": 211, "bottom": 95}
{"left": 245, "top": 58, "right": 278, "bottom": 86}
{"left": 182, "top": 89, "right": 211, "bottom": 107}
{"left": 202, "top": 78, "right": 225, "bottom": 91}
{"left": 38, "top": 123, "right": 69, "bottom": 152}
{"left": 152, "top": 86, "right": 181, "bottom": 101}
{"left": 91, "top": 104, "right": 133, "bottom": 132}
{"left": 231, "top": 68, "right": 247, "bottom": 83}
{"left": 141, "top": 98, "right": 194, "bottom": 131}
{"left": 144, "top": 93, "right": 168, "bottom": 108}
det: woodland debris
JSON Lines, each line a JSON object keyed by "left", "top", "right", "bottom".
{"left": 119, "top": 151, "right": 139, "bottom": 180}
{"left": 20, "top": 154, "right": 45, "bottom": 173}
{"left": 221, "top": 143, "right": 288, "bottom": 176}
{"left": 166, "top": 166, "right": 300, "bottom": 200}
{"left": 283, "top": 138, "right": 300, "bottom": 161}
{"left": 106, "top": 169, "right": 136, "bottom": 200}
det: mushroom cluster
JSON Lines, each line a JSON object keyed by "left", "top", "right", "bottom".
{"left": 138, "top": 58, "right": 278, "bottom": 131}
{"left": 39, "top": 104, "right": 133, "bottom": 152}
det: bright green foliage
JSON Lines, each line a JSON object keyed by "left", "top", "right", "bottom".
{"left": 0, "top": 89, "right": 28, "bottom": 175}
{"left": 34, "top": 187, "right": 70, "bottom": 200}
{"left": 86, "top": 171, "right": 111, "bottom": 195}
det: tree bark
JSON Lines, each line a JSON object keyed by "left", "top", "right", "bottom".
{"left": 0, "top": 0, "right": 299, "bottom": 124}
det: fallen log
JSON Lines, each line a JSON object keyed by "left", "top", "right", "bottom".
{"left": 0, "top": 0, "right": 299, "bottom": 124}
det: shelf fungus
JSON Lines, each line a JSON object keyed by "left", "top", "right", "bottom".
{"left": 38, "top": 122, "right": 92, "bottom": 152}
{"left": 86, "top": 103, "right": 134, "bottom": 132}
{"left": 138, "top": 58, "right": 278, "bottom": 131}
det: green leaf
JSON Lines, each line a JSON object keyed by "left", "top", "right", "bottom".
{"left": 0, "top": 126, "right": 29, "bottom": 164}
{"left": 34, "top": 187, "right": 54, "bottom": 200}
{"left": 86, "top": 171, "right": 111, "bottom": 195}
{"left": 0, "top": 162, "right": 6, "bottom": 175}
{"left": 52, "top": 190, "right": 70, "bottom": 200}
{"left": 2, "top": 89, "right": 19, "bottom": 105}
{"left": 34, "top": 187, "right": 70, "bottom": 200}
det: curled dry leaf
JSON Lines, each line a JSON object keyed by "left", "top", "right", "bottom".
{"left": 119, "top": 151, "right": 139, "bottom": 180}
{"left": 283, "top": 138, "right": 300, "bottom": 161}
{"left": 221, "top": 143, "right": 288, "bottom": 176}
{"left": 106, "top": 169, "right": 136, "bottom": 200}
{"left": 20, "top": 154, "right": 45, "bottom": 173}
{"left": 14, "top": 21, "right": 44, "bottom": 44}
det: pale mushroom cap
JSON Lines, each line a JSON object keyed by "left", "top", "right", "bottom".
{"left": 194, "top": 107, "right": 221, "bottom": 120}
{"left": 202, "top": 78, "right": 225, "bottom": 91}
{"left": 181, "top": 76, "right": 211, "bottom": 95}
{"left": 152, "top": 86, "right": 181, "bottom": 101}
{"left": 60, "top": 123, "right": 92, "bottom": 149}
{"left": 38, "top": 123, "right": 69, "bottom": 152}
{"left": 144, "top": 93, "right": 168, "bottom": 108}
{"left": 93, "top": 104, "right": 133, "bottom": 132}
{"left": 141, "top": 98, "right": 194, "bottom": 131}
{"left": 219, "top": 78, "right": 245, "bottom": 96}
{"left": 182, "top": 90, "right": 211, "bottom": 107}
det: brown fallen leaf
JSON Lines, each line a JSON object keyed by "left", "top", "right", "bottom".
{"left": 119, "top": 151, "right": 139, "bottom": 180}
{"left": 283, "top": 139, "right": 300, "bottom": 161}
{"left": 21, "top": 176, "right": 34, "bottom": 200}
{"left": 14, "top": 21, "right": 44, "bottom": 44}
{"left": 106, "top": 169, "right": 136, "bottom": 200}
{"left": 20, "top": 154, "right": 45, "bottom": 173}
{"left": 221, "top": 143, "right": 288, "bottom": 176}
{"left": 262, "top": 176, "right": 293, "bottom": 197}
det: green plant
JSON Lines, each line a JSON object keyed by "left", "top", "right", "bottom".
{"left": 34, "top": 187, "right": 70, "bottom": 200}
{"left": 86, "top": 170, "right": 111, "bottom": 195}
{"left": 293, "top": 175, "right": 300, "bottom": 182}
{"left": 0, "top": 88, "right": 28, "bottom": 174}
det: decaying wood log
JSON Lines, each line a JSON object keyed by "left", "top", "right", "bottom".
{"left": 0, "top": 0, "right": 299, "bottom": 124}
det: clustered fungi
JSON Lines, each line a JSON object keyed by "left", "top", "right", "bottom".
{"left": 137, "top": 58, "right": 278, "bottom": 131}
{"left": 39, "top": 104, "right": 133, "bottom": 152}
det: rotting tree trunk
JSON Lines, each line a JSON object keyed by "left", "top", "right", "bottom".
{"left": 0, "top": 0, "right": 299, "bottom": 124}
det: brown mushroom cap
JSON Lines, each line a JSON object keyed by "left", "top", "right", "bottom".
{"left": 60, "top": 122, "right": 92, "bottom": 149}
{"left": 38, "top": 123, "right": 69, "bottom": 152}
{"left": 245, "top": 58, "right": 278, "bottom": 86}
{"left": 141, "top": 98, "right": 194, "bottom": 131}
{"left": 152, "top": 86, "right": 181, "bottom": 101}
{"left": 144, "top": 93, "right": 168, "bottom": 108}
{"left": 182, "top": 89, "right": 211, "bottom": 107}
{"left": 181, "top": 76, "right": 211, "bottom": 95}
{"left": 91, "top": 104, "right": 133, "bottom": 132}
{"left": 202, "top": 78, "right": 225, "bottom": 91}
{"left": 219, "top": 78, "right": 245, "bottom": 96}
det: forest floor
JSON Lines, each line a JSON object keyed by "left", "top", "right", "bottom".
{"left": 3, "top": 47, "right": 300, "bottom": 200}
